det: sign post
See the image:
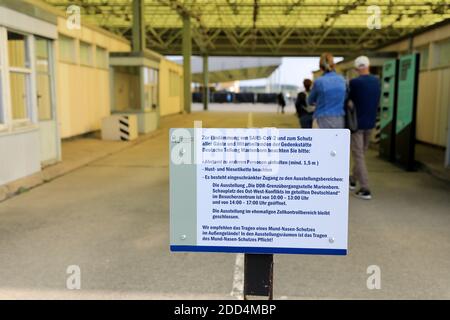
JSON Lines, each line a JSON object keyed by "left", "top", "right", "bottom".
{"left": 244, "top": 254, "right": 273, "bottom": 300}
{"left": 170, "top": 128, "right": 350, "bottom": 298}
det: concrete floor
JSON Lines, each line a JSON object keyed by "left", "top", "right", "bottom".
{"left": 0, "top": 109, "right": 449, "bottom": 299}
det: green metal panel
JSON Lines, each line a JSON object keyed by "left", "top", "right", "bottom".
{"left": 394, "top": 53, "right": 420, "bottom": 170}
{"left": 379, "top": 58, "right": 399, "bottom": 162}
{"left": 396, "top": 54, "right": 419, "bottom": 134}
{"left": 380, "top": 59, "right": 397, "bottom": 131}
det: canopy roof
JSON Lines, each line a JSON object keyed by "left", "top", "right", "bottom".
{"left": 44, "top": 0, "right": 450, "bottom": 56}
{"left": 188, "top": 57, "right": 282, "bottom": 82}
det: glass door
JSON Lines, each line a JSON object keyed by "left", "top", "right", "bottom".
{"left": 35, "top": 36, "right": 59, "bottom": 165}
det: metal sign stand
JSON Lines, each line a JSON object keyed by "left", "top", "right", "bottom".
{"left": 243, "top": 254, "right": 274, "bottom": 300}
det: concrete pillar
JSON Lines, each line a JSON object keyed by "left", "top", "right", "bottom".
{"left": 182, "top": 15, "right": 192, "bottom": 114}
{"left": 132, "top": 0, "right": 146, "bottom": 52}
{"left": 203, "top": 55, "right": 209, "bottom": 111}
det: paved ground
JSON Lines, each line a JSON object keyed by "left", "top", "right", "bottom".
{"left": 0, "top": 108, "right": 449, "bottom": 299}
{"left": 192, "top": 102, "right": 297, "bottom": 114}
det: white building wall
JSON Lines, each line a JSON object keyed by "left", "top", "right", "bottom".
{"left": 0, "top": 129, "right": 41, "bottom": 185}
{"left": 0, "top": 4, "right": 58, "bottom": 185}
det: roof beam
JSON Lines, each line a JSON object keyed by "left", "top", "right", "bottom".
{"left": 284, "top": 0, "right": 304, "bottom": 16}
{"left": 226, "top": 0, "right": 239, "bottom": 15}
{"left": 314, "top": 0, "right": 367, "bottom": 49}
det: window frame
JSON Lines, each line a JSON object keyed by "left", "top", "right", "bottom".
{"left": 58, "top": 34, "right": 77, "bottom": 64}
{"left": 7, "top": 29, "right": 34, "bottom": 127}
{"left": 432, "top": 38, "right": 450, "bottom": 69}
{"left": 95, "top": 46, "right": 108, "bottom": 70}
{"left": 143, "top": 67, "right": 159, "bottom": 110}
{"left": 79, "top": 41, "right": 94, "bottom": 67}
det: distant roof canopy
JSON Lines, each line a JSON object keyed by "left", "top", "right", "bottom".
{"left": 45, "top": 0, "right": 450, "bottom": 56}
{"left": 187, "top": 57, "right": 282, "bottom": 83}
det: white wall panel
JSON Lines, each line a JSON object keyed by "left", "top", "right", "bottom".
{"left": 0, "top": 129, "right": 41, "bottom": 185}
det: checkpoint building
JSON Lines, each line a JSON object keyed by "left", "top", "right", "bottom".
{"left": 0, "top": 0, "right": 184, "bottom": 187}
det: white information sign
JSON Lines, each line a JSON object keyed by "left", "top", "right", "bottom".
{"left": 170, "top": 128, "right": 350, "bottom": 255}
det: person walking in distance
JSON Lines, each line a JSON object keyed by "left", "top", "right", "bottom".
{"left": 277, "top": 92, "right": 286, "bottom": 114}
{"left": 295, "top": 79, "right": 315, "bottom": 128}
{"left": 308, "top": 53, "right": 346, "bottom": 128}
{"left": 348, "top": 56, "right": 381, "bottom": 200}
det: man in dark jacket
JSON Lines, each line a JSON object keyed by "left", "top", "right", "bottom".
{"left": 295, "top": 79, "right": 315, "bottom": 128}
{"left": 277, "top": 92, "right": 286, "bottom": 114}
{"left": 348, "top": 56, "right": 381, "bottom": 200}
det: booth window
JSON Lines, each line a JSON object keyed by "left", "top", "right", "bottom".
{"left": 36, "top": 37, "right": 53, "bottom": 121}
{"left": 144, "top": 67, "right": 158, "bottom": 110}
{"left": 8, "top": 31, "right": 32, "bottom": 122}
{"left": 80, "top": 41, "right": 93, "bottom": 66}
{"left": 434, "top": 39, "right": 450, "bottom": 68}
{"left": 96, "top": 46, "right": 108, "bottom": 69}
{"left": 113, "top": 66, "right": 141, "bottom": 111}
{"left": 59, "top": 34, "right": 76, "bottom": 64}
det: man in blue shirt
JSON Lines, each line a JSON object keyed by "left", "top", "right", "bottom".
{"left": 308, "top": 53, "right": 346, "bottom": 128}
{"left": 348, "top": 56, "right": 381, "bottom": 200}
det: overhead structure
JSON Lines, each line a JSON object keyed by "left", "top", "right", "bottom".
{"left": 44, "top": 0, "right": 450, "bottom": 56}
{"left": 188, "top": 57, "right": 282, "bottom": 83}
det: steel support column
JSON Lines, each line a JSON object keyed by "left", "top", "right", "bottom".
{"left": 203, "top": 55, "right": 209, "bottom": 111}
{"left": 132, "top": 0, "right": 145, "bottom": 52}
{"left": 183, "top": 15, "right": 192, "bottom": 114}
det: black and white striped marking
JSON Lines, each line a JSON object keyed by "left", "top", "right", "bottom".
{"left": 119, "top": 116, "right": 130, "bottom": 141}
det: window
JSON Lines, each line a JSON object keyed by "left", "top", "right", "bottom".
{"left": 58, "top": 34, "right": 76, "bottom": 63}
{"left": 96, "top": 46, "right": 108, "bottom": 69}
{"left": 113, "top": 66, "right": 141, "bottom": 111}
{"left": 434, "top": 39, "right": 450, "bottom": 68}
{"left": 416, "top": 45, "right": 429, "bottom": 70}
{"left": 144, "top": 67, "right": 158, "bottom": 110}
{"left": 36, "top": 37, "right": 53, "bottom": 121}
{"left": 8, "top": 31, "right": 32, "bottom": 122}
{"left": 169, "top": 70, "right": 180, "bottom": 97}
{"left": 80, "top": 41, "right": 93, "bottom": 66}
